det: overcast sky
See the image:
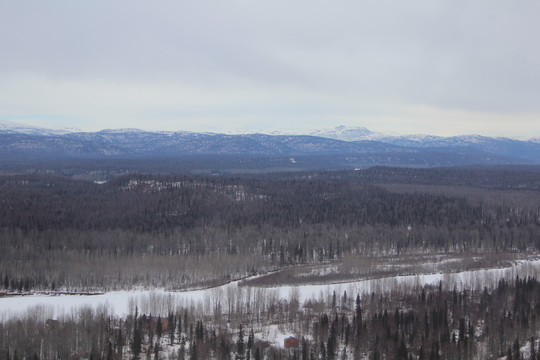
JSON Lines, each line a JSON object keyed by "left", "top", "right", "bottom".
{"left": 1, "top": 1, "right": 539, "bottom": 137}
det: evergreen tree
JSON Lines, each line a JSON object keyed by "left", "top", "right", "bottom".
{"left": 168, "top": 312, "right": 176, "bottom": 345}
{"left": 458, "top": 318, "right": 466, "bottom": 344}
{"left": 246, "top": 328, "right": 254, "bottom": 360}
{"left": 301, "top": 338, "right": 308, "bottom": 360}
{"left": 118, "top": 327, "right": 124, "bottom": 356}
{"left": 418, "top": 344, "right": 425, "bottom": 360}
{"left": 179, "top": 343, "right": 186, "bottom": 360}
{"left": 355, "top": 295, "right": 362, "bottom": 338}
{"left": 107, "top": 341, "right": 113, "bottom": 360}
{"left": 327, "top": 315, "right": 338, "bottom": 360}
{"left": 190, "top": 342, "right": 197, "bottom": 360}
{"left": 177, "top": 314, "right": 182, "bottom": 337}
{"left": 320, "top": 342, "right": 327, "bottom": 360}
{"left": 397, "top": 337, "right": 407, "bottom": 360}
{"left": 132, "top": 317, "right": 142, "bottom": 358}
{"left": 194, "top": 321, "right": 202, "bottom": 342}
{"left": 219, "top": 336, "right": 230, "bottom": 360}
{"left": 237, "top": 324, "right": 245, "bottom": 356}
{"left": 513, "top": 338, "right": 520, "bottom": 360}
{"left": 248, "top": 328, "right": 254, "bottom": 350}
{"left": 157, "top": 317, "right": 163, "bottom": 338}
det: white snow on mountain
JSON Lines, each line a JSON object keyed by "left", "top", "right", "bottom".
{"left": 309, "top": 125, "right": 388, "bottom": 141}
{"left": 1, "top": 121, "right": 535, "bottom": 145}
{"left": 307, "top": 126, "right": 540, "bottom": 148}
{"left": 0, "top": 120, "right": 80, "bottom": 136}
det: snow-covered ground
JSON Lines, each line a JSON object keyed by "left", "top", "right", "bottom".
{"left": 2, "top": 258, "right": 540, "bottom": 321}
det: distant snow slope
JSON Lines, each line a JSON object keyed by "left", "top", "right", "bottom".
{"left": 0, "top": 120, "right": 79, "bottom": 136}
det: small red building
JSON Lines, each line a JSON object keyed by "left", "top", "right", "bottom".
{"left": 148, "top": 316, "right": 169, "bottom": 332}
{"left": 284, "top": 336, "right": 299, "bottom": 348}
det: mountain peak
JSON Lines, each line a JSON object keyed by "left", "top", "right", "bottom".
{"left": 309, "top": 125, "right": 386, "bottom": 141}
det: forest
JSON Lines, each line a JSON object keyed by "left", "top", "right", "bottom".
{"left": 3, "top": 277, "right": 540, "bottom": 359}
{"left": 1, "top": 166, "right": 540, "bottom": 292}
{"left": 1, "top": 165, "right": 540, "bottom": 358}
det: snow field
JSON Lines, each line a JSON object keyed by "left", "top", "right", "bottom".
{"left": 2, "top": 258, "right": 540, "bottom": 321}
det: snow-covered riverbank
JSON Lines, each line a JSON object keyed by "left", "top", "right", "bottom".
{"left": 2, "top": 258, "right": 540, "bottom": 321}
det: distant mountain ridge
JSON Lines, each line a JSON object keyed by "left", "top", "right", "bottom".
{"left": 1, "top": 122, "right": 539, "bottom": 167}
{"left": 309, "top": 125, "right": 534, "bottom": 145}
{"left": 0, "top": 120, "right": 80, "bottom": 136}
{"left": 309, "top": 126, "right": 540, "bottom": 164}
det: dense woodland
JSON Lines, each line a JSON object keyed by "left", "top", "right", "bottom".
{"left": 1, "top": 167, "right": 540, "bottom": 292}
{"left": 2, "top": 166, "right": 540, "bottom": 358}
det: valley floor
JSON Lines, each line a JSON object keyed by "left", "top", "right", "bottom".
{"left": 2, "top": 252, "right": 539, "bottom": 320}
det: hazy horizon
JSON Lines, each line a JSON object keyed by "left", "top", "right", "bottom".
{"left": 2, "top": 119, "right": 539, "bottom": 141}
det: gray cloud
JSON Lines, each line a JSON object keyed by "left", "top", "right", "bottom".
{"left": 1, "top": 0, "right": 539, "bottom": 135}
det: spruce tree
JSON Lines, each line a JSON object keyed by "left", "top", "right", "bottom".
{"left": 320, "top": 342, "right": 326, "bottom": 360}
{"left": 355, "top": 295, "right": 362, "bottom": 339}
{"left": 132, "top": 318, "right": 142, "bottom": 358}
{"left": 237, "top": 324, "right": 245, "bottom": 356}
{"left": 189, "top": 342, "right": 197, "bottom": 360}
{"left": 195, "top": 321, "right": 204, "bottom": 342}
{"left": 397, "top": 338, "right": 407, "bottom": 360}
{"left": 168, "top": 312, "right": 175, "bottom": 345}
{"left": 301, "top": 338, "right": 308, "bottom": 360}
{"left": 157, "top": 317, "right": 163, "bottom": 338}
{"left": 513, "top": 339, "right": 520, "bottom": 360}
{"left": 107, "top": 341, "right": 113, "bottom": 360}
{"left": 247, "top": 328, "right": 254, "bottom": 360}
{"left": 118, "top": 327, "right": 124, "bottom": 356}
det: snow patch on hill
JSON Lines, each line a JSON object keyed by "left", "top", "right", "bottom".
{"left": 0, "top": 120, "right": 79, "bottom": 135}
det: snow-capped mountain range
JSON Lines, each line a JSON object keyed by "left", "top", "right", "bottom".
{"left": 1, "top": 121, "right": 539, "bottom": 167}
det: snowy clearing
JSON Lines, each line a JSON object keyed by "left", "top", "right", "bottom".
{"left": 2, "top": 258, "right": 540, "bottom": 320}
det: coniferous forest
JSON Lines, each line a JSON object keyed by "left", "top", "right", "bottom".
{"left": 2, "top": 165, "right": 540, "bottom": 359}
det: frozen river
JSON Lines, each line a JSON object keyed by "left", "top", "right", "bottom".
{"left": 2, "top": 258, "right": 540, "bottom": 320}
